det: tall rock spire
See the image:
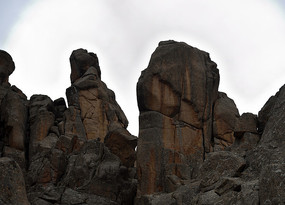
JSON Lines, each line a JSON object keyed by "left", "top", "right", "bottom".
{"left": 136, "top": 40, "right": 220, "bottom": 195}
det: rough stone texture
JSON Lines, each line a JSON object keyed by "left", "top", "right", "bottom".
{"left": 259, "top": 163, "right": 285, "bottom": 204}
{"left": 0, "top": 49, "right": 137, "bottom": 205}
{"left": 230, "top": 132, "right": 260, "bottom": 155}
{"left": 198, "top": 151, "right": 246, "bottom": 189}
{"left": 70, "top": 48, "right": 101, "bottom": 83}
{"left": 28, "top": 95, "right": 55, "bottom": 158}
{"left": 137, "top": 40, "right": 220, "bottom": 196}
{"left": 234, "top": 112, "right": 258, "bottom": 138}
{"left": 2, "top": 43, "right": 285, "bottom": 204}
{"left": 66, "top": 49, "right": 136, "bottom": 167}
{"left": 245, "top": 85, "right": 285, "bottom": 205}
{"left": 105, "top": 128, "right": 137, "bottom": 167}
{"left": 0, "top": 157, "right": 30, "bottom": 205}
{"left": 213, "top": 92, "right": 239, "bottom": 150}
{"left": 257, "top": 95, "right": 276, "bottom": 135}
{"left": 0, "top": 86, "right": 28, "bottom": 150}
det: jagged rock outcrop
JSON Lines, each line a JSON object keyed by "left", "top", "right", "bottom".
{"left": 1, "top": 40, "right": 285, "bottom": 204}
{"left": 0, "top": 51, "right": 28, "bottom": 174}
{"left": 67, "top": 49, "right": 136, "bottom": 167}
{"left": 0, "top": 49, "right": 137, "bottom": 205}
{"left": 213, "top": 92, "right": 239, "bottom": 150}
{"left": 136, "top": 40, "right": 220, "bottom": 195}
{"left": 135, "top": 40, "right": 283, "bottom": 204}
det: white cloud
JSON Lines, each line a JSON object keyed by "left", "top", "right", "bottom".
{"left": 3, "top": 0, "right": 285, "bottom": 135}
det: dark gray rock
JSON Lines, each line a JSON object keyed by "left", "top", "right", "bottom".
{"left": 234, "top": 113, "right": 258, "bottom": 138}
{"left": 0, "top": 50, "right": 15, "bottom": 85}
{"left": 213, "top": 92, "right": 240, "bottom": 150}
{"left": 29, "top": 95, "right": 55, "bottom": 157}
{"left": 0, "top": 87, "right": 28, "bottom": 150}
{"left": 137, "top": 40, "right": 219, "bottom": 195}
{"left": 0, "top": 157, "right": 30, "bottom": 205}
{"left": 70, "top": 48, "right": 101, "bottom": 83}
{"left": 259, "top": 163, "right": 285, "bottom": 204}
{"left": 198, "top": 151, "right": 246, "bottom": 189}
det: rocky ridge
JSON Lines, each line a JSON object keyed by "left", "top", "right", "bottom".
{"left": 0, "top": 40, "right": 285, "bottom": 205}
{"left": 0, "top": 49, "right": 137, "bottom": 205}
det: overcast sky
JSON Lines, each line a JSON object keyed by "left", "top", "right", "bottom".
{"left": 1, "top": 0, "right": 285, "bottom": 135}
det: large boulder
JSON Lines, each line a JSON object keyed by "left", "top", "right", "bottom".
{"left": 136, "top": 40, "right": 220, "bottom": 195}
{"left": 213, "top": 92, "right": 239, "bottom": 150}
{"left": 69, "top": 48, "right": 101, "bottom": 83}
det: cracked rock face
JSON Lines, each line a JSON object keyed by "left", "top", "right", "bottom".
{"left": 67, "top": 49, "right": 137, "bottom": 167}
{"left": 1, "top": 42, "right": 285, "bottom": 204}
{"left": 0, "top": 49, "right": 137, "bottom": 205}
{"left": 136, "top": 40, "right": 220, "bottom": 195}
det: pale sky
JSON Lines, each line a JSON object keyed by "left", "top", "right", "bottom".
{"left": 1, "top": 0, "right": 285, "bottom": 135}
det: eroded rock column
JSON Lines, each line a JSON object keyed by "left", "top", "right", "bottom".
{"left": 136, "top": 40, "right": 220, "bottom": 195}
{"left": 66, "top": 49, "right": 137, "bottom": 167}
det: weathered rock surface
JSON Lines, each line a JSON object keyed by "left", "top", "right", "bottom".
{"left": 137, "top": 40, "right": 220, "bottom": 195}
{"left": 135, "top": 40, "right": 284, "bottom": 204}
{"left": 1, "top": 41, "right": 285, "bottom": 204}
{"left": 0, "top": 86, "right": 28, "bottom": 151}
{"left": 0, "top": 49, "right": 137, "bottom": 205}
{"left": 213, "top": 92, "right": 239, "bottom": 150}
{"left": 0, "top": 157, "right": 30, "bottom": 205}
{"left": 66, "top": 49, "right": 137, "bottom": 167}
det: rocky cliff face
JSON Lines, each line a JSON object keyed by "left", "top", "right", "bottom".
{"left": 1, "top": 40, "right": 285, "bottom": 205}
{"left": 136, "top": 40, "right": 220, "bottom": 195}
{"left": 136, "top": 41, "right": 284, "bottom": 205}
{"left": 0, "top": 49, "right": 137, "bottom": 205}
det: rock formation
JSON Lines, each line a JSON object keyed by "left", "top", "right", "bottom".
{"left": 0, "top": 49, "right": 137, "bottom": 205}
{"left": 1, "top": 40, "right": 285, "bottom": 204}
{"left": 135, "top": 40, "right": 283, "bottom": 204}
{"left": 137, "top": 40, "right": 220, "bottom": 195}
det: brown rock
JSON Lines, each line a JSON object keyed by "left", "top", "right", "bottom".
{"left": 234, "top": 113, "right": 258, "bottom": 138}
{"left": 66, "top": 63, "right": 129, "bottom": 142}
{"left": 29, "top": 95, "right": 55, "bottom": 157}
{"left": 0, "top": 157, "right": 30, "bottom": 205}
{"left": 136, "top": 40, "right": 219, "bottom": 195}
{"left": 105, "top": 128, "right": 137, "bottom": 167}
{"left": 0, "top": 50, "right": 15, "bottom": 85}
{"left": 66, "top": 49, "right": 136, "bottom": 167}
{"left": 63, "top": 106, "right": 87, "bottom": 141}
{"left": 213, "top": 92, "right": 239, "bottom": 150}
